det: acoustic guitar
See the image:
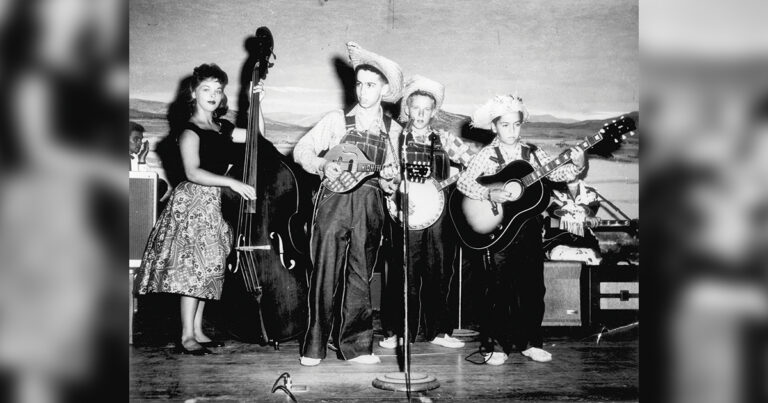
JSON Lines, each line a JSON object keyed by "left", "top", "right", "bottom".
{"left": 448, "top": 116, "right": 636, "bottom": 251}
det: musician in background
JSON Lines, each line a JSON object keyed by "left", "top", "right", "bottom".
{"left": 293, "top": 42, "right": 403, "bottom": 366}
{"left": 456, "top": 95, "right": 586, "bottom": 365}
{"left": 379, "top": 76, "right": 473, "bottom": 350}
{"left": 133, "top": 64, "right": 259, "bottom": 355}
{"left": 543, "top": 178, "right": 602, "bottom": 265}
{"left": 129, "top": 121, "right": 149, "bottom": 170}
{"left": 130, "top": 121, "right": 171, "bottom": 210}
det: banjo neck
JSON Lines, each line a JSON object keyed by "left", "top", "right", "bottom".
{"left": 434, "top": 173, "right": 461, "bottom": 191}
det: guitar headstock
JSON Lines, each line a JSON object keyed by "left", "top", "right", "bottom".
{"left": 600, "top": 116, "right": 637, "bottom": 145}
{"left": 406, "top": 161, "right": 431, "bottom": 183}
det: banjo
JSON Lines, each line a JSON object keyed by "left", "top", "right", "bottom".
{"left": 386, "top": 169, "right": 461, "bottom": 230}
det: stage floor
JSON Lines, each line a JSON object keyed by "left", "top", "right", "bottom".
{"left": 130, "top": 335, "right": 638, "bottom": 402}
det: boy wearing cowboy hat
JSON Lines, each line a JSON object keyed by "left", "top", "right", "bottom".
{"left": 378, "top": 75, "right": 473, "bottom": 351}
{"left": 293, "top": 42, "right": 403, "bottom": 366}
{"left": 457, "top": 95, "right": 587, "bottom": 365}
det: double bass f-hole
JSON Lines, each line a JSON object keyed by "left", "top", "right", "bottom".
{"left": 270, "top": 232, "right": 296, "bottom": 270}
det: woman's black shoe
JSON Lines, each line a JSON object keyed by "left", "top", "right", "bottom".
{"left": 198, "top": 340, "right": 225, "bottom": 348}
{"left": 176, "top": 344, "right": 213, "bottom": 356}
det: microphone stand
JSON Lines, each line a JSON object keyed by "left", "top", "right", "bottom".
{"left": 373, "top": 122, "right": 439, "bottom": 393}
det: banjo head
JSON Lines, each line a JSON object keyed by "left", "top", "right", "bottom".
{"left": 387, "top": 179, "right": 445, "bottom": 230}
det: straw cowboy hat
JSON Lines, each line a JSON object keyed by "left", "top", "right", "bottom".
{"left": 471, "top": 94, "right": 531, "bottom": 130}
{"left": 346, "top": 41, "right": 403, "bottom": 103}
{"left": 398, "top": 75, "right": 445, "bottom": 123}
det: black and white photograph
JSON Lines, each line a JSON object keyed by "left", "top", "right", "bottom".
{"left": 4, "top": 0, "right": 768, "bottom": 402}
{"left": 128, "top": 1, "right": 638, "bottom": 401}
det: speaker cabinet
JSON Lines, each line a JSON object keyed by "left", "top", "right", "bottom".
{"left": 129, "top": 171, "right": 158, "bottom": 267}
{"left": 589, "top": 263, "right": 639, "bottom": 327}
{"left": 543, "top": 261, "right": 587, "bottom": 327}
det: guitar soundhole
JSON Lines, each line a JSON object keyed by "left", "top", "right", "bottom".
{"left": 503, "top": 181, "right": 523, "bottom": 201}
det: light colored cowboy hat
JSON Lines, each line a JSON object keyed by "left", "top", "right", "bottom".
{"left": 346, "top": 41, "right": 403, "bottom": 103}
{"left": 398, "top": 75, "right": 445, "bottom": 123}
{"left": 471, "top": 94, "right": 531, "bottom": 130}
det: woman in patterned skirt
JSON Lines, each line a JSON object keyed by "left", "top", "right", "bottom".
{"left": 133, "top": 63, "right": 261, "bottom": 355}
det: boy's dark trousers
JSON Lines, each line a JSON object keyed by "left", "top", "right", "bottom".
{"left": 479, "top": 216, "right": 546, "bottom": 354}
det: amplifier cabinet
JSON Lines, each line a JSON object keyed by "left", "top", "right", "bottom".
{"left": 589, "top": 263, "right": 639, "bottom": 327}
{"left": 129, "top": 171, "right": 158, "bottom": 267}
{"left": 542, "top": 261, "right": 588, "bottom": 327}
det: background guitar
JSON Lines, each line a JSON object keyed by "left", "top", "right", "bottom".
{"left": 543, "top": 216, "right": 639, "bottom": 250}
{"left": 449, "top": 116, "right": 636, "bottom": 252}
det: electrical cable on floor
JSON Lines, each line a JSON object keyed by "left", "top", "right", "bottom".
{"left": 464, "top": 344, "right": 492, "bottom": 365}
{"left": 579, "top": 321, "right": 639, "bottom": 344}
{"left": 271, "top": 372, "right": 298, "bottom": 402}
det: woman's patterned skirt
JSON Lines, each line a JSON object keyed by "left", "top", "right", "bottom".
{"left": 133, "top": 181, "right": 232, "bottom": 300}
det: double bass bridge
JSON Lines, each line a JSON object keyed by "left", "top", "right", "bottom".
{"left": 236, "top": 245, "right": 272, "bottom": 251}
{"left": 235, "top": 232, "right": 296, "bottom": 271}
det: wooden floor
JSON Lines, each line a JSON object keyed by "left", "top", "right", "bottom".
{"left": 130, "top": 325, "right": 638, "bottom": 402}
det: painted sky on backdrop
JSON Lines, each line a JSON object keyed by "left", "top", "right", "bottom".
{"left": 130, "top": 0, "right": 637, "bottom": 120}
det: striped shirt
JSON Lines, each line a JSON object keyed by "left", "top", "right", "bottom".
{"left": 457, "top": 138, "right": 585, "bottom": 200}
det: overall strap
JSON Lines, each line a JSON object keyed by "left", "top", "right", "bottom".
{"left": 522, "top": 143, "right": 542, "bottom": 167}
{"left": 382, "top": 114, "right": 392, "bottom": 135}
{"left": 490, "top": 146, "right": 506, "bottom": 169}
{"left": 344, "top": 114, "right": 356, "bottom": 130}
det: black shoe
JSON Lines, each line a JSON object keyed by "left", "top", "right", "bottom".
{"left": 176, "top": 344, "right": 213, "bottom": 356}
{"left": 198, "top": 340, "right": 225, "bottom": 348}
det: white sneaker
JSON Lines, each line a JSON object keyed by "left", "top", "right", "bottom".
{"left": 430, "top": 335, "right": 465, "bottom": 349}
{"left": 348, "top": 354, "right": 381, "bottom": 364}
{"left": 482, "top": 352, "right": 508, "bottom": 366}
{"left": 521, "top": 347, "right": 552, "bottom": 362}
{"left": 299, "top": 356, "right": 321, "bottom": 366}
{"left": 378, "top": 335, "right": 397, "bottom": 349}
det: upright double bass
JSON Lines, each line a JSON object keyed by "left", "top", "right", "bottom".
{"left": 221, "top": 27, "right": 313, "bottom": 348}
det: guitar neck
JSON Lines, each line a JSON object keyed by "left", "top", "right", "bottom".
{"left": 551, "top": 217, "right": 633, "bottom": 228}
{"left": 521, "top": 133, "right": 603, "bottom": 186}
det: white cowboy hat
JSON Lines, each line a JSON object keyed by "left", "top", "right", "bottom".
{"left": 471, "top": 94, "right": 530, "bottom": 130}
{"left": 398, "top": 75, "right": 445, "bottom": 123}
{"left": 346, "top": 41, "right": 403, "bottom": 103}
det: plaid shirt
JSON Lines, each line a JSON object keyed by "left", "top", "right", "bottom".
{"left": 457, "top": 138, "right": 585, "bottom": 200}
{"left": 406, "top": 127, "right": 474, "bottom": 167}
{"left": 293, "top": 105, "right": 402, "bottom": 176}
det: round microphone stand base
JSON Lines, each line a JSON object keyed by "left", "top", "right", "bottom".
{"left": 372, "top": 372, "right": 440, "bottom": 392}
{"left": 451, "top": 328, "right": 480, "bottom": 341}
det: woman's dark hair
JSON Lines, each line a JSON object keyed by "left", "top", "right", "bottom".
{"left": 354, "top": 64, "right": 388, "bottom": 84}
{"left": 188, "top": 63, "right": 229, "bottom": 119}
